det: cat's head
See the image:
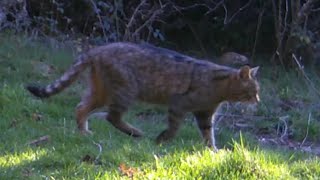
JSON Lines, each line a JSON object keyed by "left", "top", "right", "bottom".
{"left": 228, "top": 65, "right": 260, "bottom": 103}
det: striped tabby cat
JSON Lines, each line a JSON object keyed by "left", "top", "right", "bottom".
{"left": 26, "top": 42, "right": 260, "bottom": 149}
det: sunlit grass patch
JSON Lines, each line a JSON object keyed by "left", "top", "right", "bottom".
{"left": 139, "top": 142, "right": 291, "bottom": 180}
{"left": 290, "top": 158, "right": 320, "bottom": 179}
{"left": 0, "top": 148, "right": 48, "bottom": 168}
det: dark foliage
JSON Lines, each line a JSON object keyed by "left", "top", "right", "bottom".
{"left": 0, "top": 0, "right": 319, "bottom": 66}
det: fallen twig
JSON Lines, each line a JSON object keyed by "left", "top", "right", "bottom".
{"left": 251, "top": 2, "right": 265, "bottom": 61}
{"left": 214, "top": 112, "right": 275, "bottom": 121}
{"left": 93, "top": 141, "right": 102, "bottom": 163}
{"left": 27, "top": 135, "right": 50, "bottom": 146}
{"left": 224, "top": 0, "right": 253, "bottom": 25}
{"left": 126, "top": 0, "right": 147, "bottom": 29}
{"left": 88, "top": 0, "right": 108, "bottom": 42}
{"left": 292, "top": 53, "right": 320, "bottom": 97}
{"left": 300, "top": 112, "right": 312, "bottom": 147}
{"left": 278, "top": 116, "right": 289, "bottom": 141}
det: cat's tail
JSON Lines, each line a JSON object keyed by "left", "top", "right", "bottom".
{"left": 26, "top": 54, "right": 91, "bottom": 98}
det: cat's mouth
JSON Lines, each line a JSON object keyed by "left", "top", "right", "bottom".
{"left": 247, "top": 94, "right": 260, "bottom": 104}
{"left": 255, "top": 94, "right": 260, "bottom": 102}
{"left": 239, "top": 94, "right": 260, "bottom": 104}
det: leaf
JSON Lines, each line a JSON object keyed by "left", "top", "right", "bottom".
{"left": 158, "top": 33, "right": 165, "bottom": 41}
{"left": 119, "top": 163, "right": 138, "bottom": 178}
{"left": 82, "top": 154, "right": 95, "bottom": 164}
{"left": 303, "top": 36, "right": 311, "bottom": 44}
{"left": 153, "top": 29, "right": 165, "bottom": 41}
{"left": 9, "top": 119, "right": 18, "bottom": 128}
{"left": 57, "top": 7, "right": 64, "bottom": 14}
{"left": 32, "top": 113, "right": 43, "bottom": 121}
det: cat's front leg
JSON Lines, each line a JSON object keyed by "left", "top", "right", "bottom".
{"left": 193, "top": 108, "right": 219, "bottom": 151}
{"left": 156, "top": 107, "right": 185, "bottom": 144}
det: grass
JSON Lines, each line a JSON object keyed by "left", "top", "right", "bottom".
{"left": 0, "top": 33, "right": 320, "bottom": 179}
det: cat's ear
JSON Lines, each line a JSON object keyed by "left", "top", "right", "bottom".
{"left": 250, "top": 66, "right": 259, "bottom": 78}
{"left": 239, "top": 65, "right": 250, "bottom": 79}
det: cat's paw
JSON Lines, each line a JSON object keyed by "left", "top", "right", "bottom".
{"left": 206, "top": 143, "right": 219, "bottom": 152}
{"left": 211, "top": 145, "right": 219, "bottom": 153}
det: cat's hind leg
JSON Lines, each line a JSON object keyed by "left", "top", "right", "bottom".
{"left": 75, "top": 96, "right": 99, "bottom": 135}
{"left": 106, "top": 104, "right": 143, "bottom": 137}
{"left": 156, "top": 95, "right": 187, "bottom": 144}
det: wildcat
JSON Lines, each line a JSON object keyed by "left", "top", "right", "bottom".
{"left": 26, "top": 42, "right": 260, "bottom": 149}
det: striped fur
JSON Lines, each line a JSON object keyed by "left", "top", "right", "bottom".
{"left": 26, "top": 55, "right": 89, "bottom": 98}
{"left": 25, "top": 42, "right": 260, "bottom": 149}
